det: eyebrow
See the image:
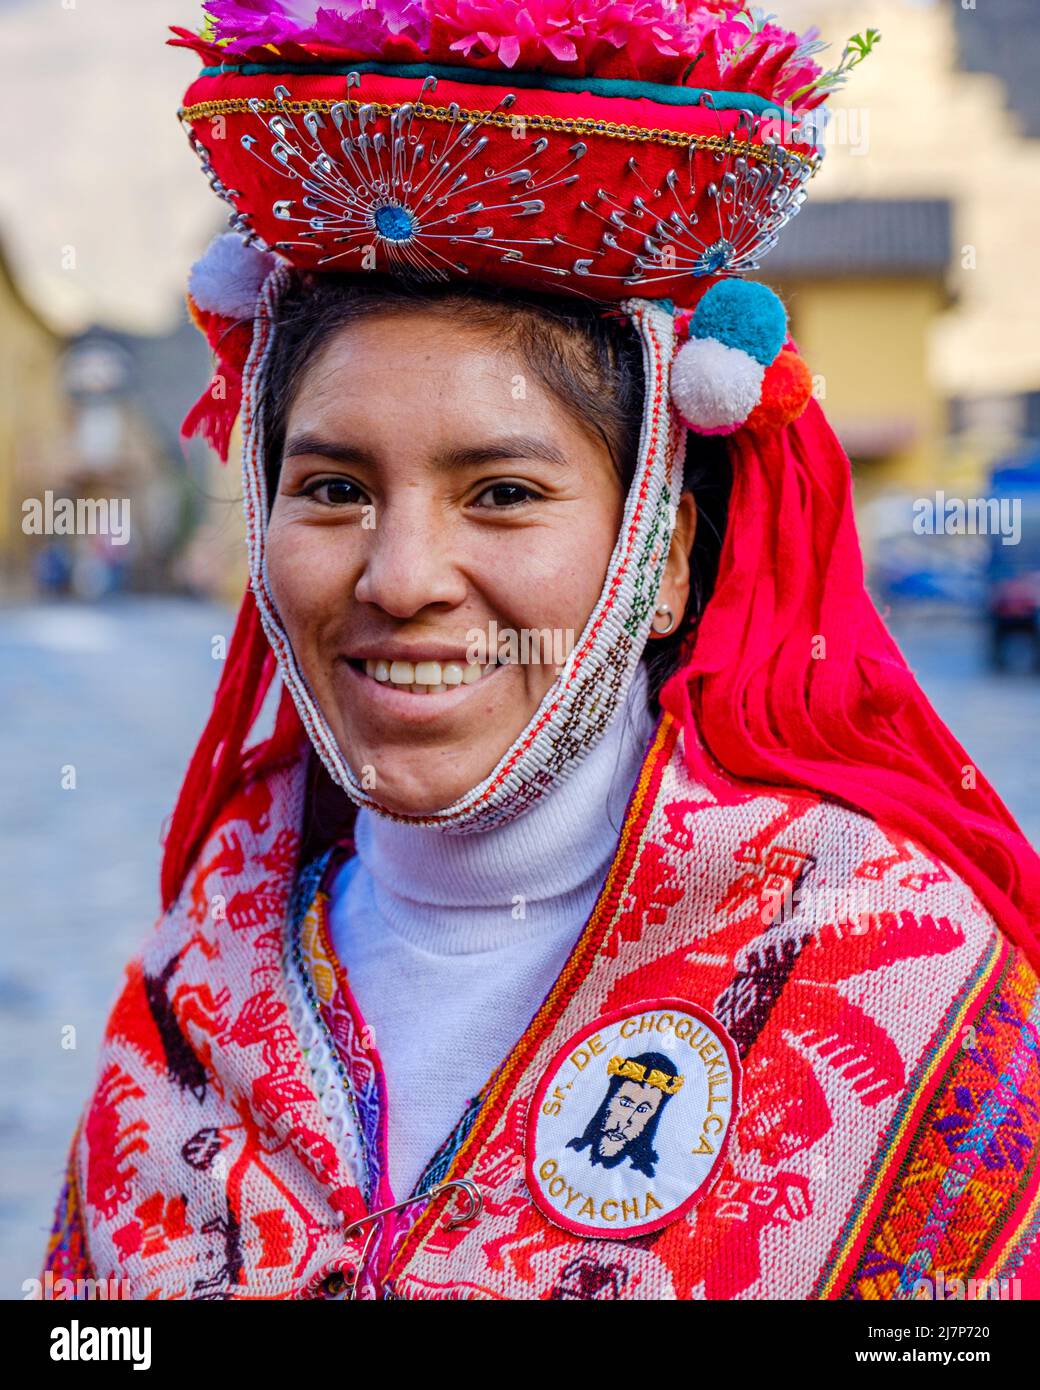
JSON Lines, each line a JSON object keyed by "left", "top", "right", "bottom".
{"left": 282, "top": 431, "right": 568, "bottom": 470}
{"left": 283, "top": 433, "right": 375, "bottom": 466}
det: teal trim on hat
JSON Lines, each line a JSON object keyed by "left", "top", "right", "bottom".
{"left": 195, "top": 57, "right": 783, "bottom": 117}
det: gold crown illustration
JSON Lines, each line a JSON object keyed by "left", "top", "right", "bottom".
{"left": 607, "top": 1055, "right": 685, "bottom": 1095}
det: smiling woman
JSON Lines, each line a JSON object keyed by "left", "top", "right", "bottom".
{"left": 42, "top": 0, "right": 1040, "bottom": 1304}
{"left": 261, "top": 278, "right": 698, "bottom": 814}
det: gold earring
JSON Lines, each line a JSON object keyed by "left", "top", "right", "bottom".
{"left": 651, "top": 603, "right": 675, "bottom": 636}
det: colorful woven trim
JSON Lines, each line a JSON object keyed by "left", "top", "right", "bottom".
{"left": 821, "top": 947, "right": 1040, "bottom": 1300}
{"left": 42, "top": 1125, "right": 93, "bottom": 1289}
{"left": 283, "top": 849, "right": 374, "bottom": 1205}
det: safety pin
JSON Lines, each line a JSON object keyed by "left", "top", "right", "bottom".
{"left": 340, "top": 1178, "right": 483, "bottom": 1297}
{"left": 343, "top": 1177, "right": 483, "bottom": 1239}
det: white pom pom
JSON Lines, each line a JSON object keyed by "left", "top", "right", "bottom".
{"left": 670, "top": 336, "right": 765, "bottom": 434}
{"left": 187, "top": 233, "right": 278, "bottom": 320}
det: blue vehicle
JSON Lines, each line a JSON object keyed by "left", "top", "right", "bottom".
{"left": 986, "top": 453, "right": 1040, "bottom": 670}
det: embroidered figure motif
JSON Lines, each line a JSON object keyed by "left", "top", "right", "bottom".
{"left": 526, "top": 1000, "right": 740, "bottom": 1239}
{"left": 566, "top": 1051, "right": 683, "bottom": 1179}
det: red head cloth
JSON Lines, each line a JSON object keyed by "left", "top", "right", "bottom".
{"left": 660, "top": 399, "right": 1040, "bottom": 969}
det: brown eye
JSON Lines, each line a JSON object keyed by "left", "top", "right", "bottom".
{"left": 304, "top": 477, "right": 366, "bottom": 505}
{"left": 474, "top": 482, "right": 539, "bottom": 508}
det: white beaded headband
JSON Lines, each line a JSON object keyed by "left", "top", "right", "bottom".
{"left": 239, "top": 261, "right": 684, "bottom": 832}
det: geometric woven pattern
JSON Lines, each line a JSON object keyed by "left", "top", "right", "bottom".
{"left": 44, "top": 716, "right": 1040, "bottom": 1298}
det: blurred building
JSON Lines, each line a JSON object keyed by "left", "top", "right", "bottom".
{"left": 767, "top": 198, "right": 953, "bottom": 496}
{"left": 953, "top": 0, "right": 1040, "bottom": 138}
{"left": 948, "top": 0, "right": 1040, "bottom": 454}
{"left": 773, "top": 0, "right": 1040, "bottom": 486}
{"left": 0, "top": 217, "right": 244, "bottom": 600}
{"left": 58, "top": 319, "right": 243, "bottom": 597}
{"left": 0, "top": 232, "right": 68, "bottom": 589}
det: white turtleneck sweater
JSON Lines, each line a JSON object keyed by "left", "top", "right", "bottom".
{"left": 327, "top": 664, "right": 657, "bottom": 1199}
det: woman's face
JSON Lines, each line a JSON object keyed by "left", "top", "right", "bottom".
{"left": 266, "top": 309, "right": 675, "bottom": 816}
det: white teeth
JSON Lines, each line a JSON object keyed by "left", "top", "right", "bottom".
{"left": 362, "top": 657, "right": 492, "bottom": 693}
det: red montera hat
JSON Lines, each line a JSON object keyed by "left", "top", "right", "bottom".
{"left": 170, "top": 2, "right": 875, "bottom": 459}
{"left": 171, "top": 2, "right": 833, "bottom": 305}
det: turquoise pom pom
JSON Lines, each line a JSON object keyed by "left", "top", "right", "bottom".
{"left": 690, "top": 281, "right": 788, "bottom": 368}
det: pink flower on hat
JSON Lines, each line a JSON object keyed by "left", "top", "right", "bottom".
{"left": 195, "top": 1, "right": 824, "bottom": 99}
{"left": 204, "top": 0, "right": 431, "bottom": 56}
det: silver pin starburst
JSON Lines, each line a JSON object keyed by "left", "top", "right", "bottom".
{"left": 574, "top": 141, "right": 817, "bottom": 288}
{"left": 233, "top": 77, "right": 591, "bottom": 282}
{"left": 180, "top": 74, "right": 819, "bottom": 293}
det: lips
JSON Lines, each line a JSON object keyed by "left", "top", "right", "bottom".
{"left": 335, "top": 653, "right": 509, "bottom": 717}
{"left": 361, "top": 656, "right": 496, "bottom": 695}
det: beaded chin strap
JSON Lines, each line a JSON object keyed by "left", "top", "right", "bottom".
{"left": 238, "top": 260, "right": 685, "bottom": 833}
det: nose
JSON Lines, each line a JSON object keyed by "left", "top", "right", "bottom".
{"left": 353, "top": 497, "right": 468, "bottom": 618}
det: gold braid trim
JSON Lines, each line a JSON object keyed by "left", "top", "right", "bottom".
{"left": 178, "top": 96, "right": 819, "bottom": 172}
{"left": 607, "top": 1055, "right": 685, "bottom": 1095}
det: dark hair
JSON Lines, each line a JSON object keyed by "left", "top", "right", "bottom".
{"left": 259, "top": 271, "right": 731, "bottom": 704}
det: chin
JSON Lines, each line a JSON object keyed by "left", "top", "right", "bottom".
{"left": 368, "top": 789, "right": 463, "bottom": 819}
{"left": 344, "top": 757, "right": 488, "bottom": 819}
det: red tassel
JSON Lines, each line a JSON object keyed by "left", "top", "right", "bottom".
{"left": 181, "top": 303, "right": 254, "bottom": 463}
{"left": 160, "top": 588, "right": 284, "bottom": 911}
{"left": 180, "top": 371, "right": 243, "bottom": 464}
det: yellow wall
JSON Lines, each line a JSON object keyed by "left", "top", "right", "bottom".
{"left": 775, "top": 274, "right": 947, "bottom": 497}
{"left": 0, "top": 273, "right": 67, "bottom": 583}
{"left": 781, "top": 0, "right": 1040, "bottom": 400}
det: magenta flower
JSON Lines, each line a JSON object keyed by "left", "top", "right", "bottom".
{"left": 187, "top": 1, "right": 825, "bottom": 107}
{"left": 438, "top": 0, "right": 703, "bottom": 74}
{"left": 203, "top": 0, "right": 430, "bottom": 56}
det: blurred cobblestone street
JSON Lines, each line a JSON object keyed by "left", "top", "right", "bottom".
{"left": 0, "top": 598, "right": 230, "bottom": 1296}
{"left": 0, "top": 597, "right": 1036, "bottom": 1295}
{"left": 885, "top": 608, "right": 1040, "bottom": 848}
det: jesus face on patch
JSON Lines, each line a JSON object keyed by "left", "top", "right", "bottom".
{"left": 566, "top": 1050, "right": 679, "bottom": 1179}
{"left": 598, "top": 1080, "right": 663, "bottom": 1158}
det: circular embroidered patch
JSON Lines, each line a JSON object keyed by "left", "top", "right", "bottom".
{"left": 526, "top": 999, "right": 740, "bottom": 1240}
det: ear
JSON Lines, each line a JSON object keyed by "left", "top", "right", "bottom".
{"left": 652, "top": 491, "right": 697, "bottom": 635}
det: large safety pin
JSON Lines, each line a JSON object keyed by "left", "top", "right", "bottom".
{"left": 339, "top": 1178, "right": 483, "bottom": 1297}
{"left": 343, "top": 1177, "right": 484, "bottom": 1240}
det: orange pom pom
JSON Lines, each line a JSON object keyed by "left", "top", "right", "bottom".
{"left": 744, "top": 349, "right": 812, "bottom": 434}
{"left": 185, "top": 292, "right": 212, "bottom": 335}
